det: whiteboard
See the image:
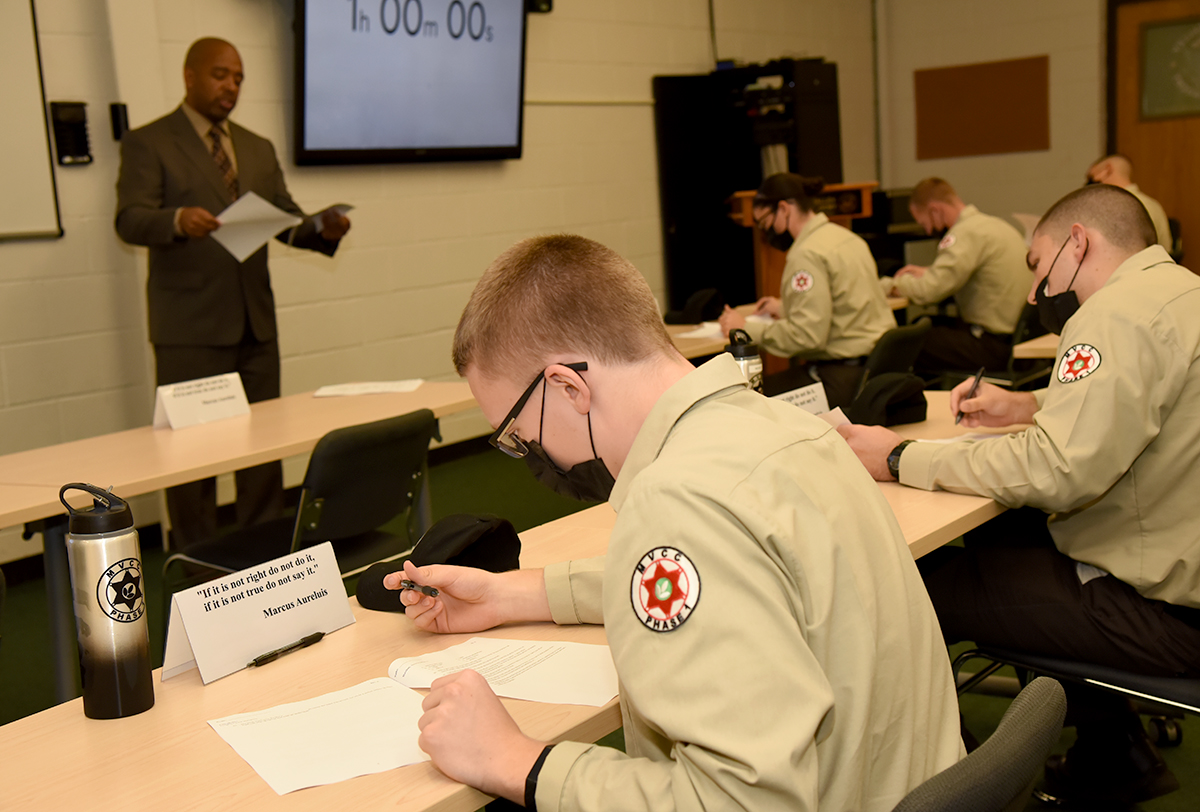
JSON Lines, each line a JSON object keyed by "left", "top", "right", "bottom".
{"left": 1, "top": 1, "right": 62, "bottom": 241}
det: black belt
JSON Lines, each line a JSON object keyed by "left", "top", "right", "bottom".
{"left": 808, "top": 355, "right": 868, "bottom": 367}
{"left": 968, "top": 324, "right": 1011, "bottom": 341}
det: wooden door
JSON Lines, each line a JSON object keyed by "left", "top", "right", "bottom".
{"left": 1113, "top": 0, "right": 1200, "bottom": 267}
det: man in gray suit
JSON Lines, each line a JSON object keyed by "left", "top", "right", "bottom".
{"left": 115, "top": 38, "right": 351, "bottom": 551}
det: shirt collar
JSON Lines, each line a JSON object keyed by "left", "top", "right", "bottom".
{"left": 794, "top": 211, "right": 830, "bottom": 246}
{"left": 609, "top": 355, "right": 749, "bottom": 510}
{"left": 1104, "top": 244, "right": 1176, "bottom": 289}
{"left": 181, "top": 101, "right": 230, "bottom": 141}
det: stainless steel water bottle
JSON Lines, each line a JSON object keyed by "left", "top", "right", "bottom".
{"left": 61, "top": 483, "right": 154, "bottom": 719}
{"left": 725, "top": 328, "right": 764, "bottom": 394}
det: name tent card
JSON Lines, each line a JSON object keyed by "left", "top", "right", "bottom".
{"left": 152, "top": 372, "right": 251, "bottom": 430}
{"left": 771, "top": 381, "right": 830, "bottom": 415}
{"left": 163, "top": 542, "right": 355, "bottom": 683}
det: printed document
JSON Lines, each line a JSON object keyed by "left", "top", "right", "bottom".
{"left": 390, "top": 637, "right": 619, "bottom": 707}
{"left": 210, "top": 191, "right": 302, "bottom": 262}
{"left": 313, "top": 380, "right": 424, "bottom": 397}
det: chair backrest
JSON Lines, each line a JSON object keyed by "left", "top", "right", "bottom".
{"left": 292, "top": 408, "right": 439, "bottom": 547}
{"left": 858, "top": 317, "right": 932, "bottom": 398}
{"left": 891, "top": 677, "right": 1067, "bottom": 812}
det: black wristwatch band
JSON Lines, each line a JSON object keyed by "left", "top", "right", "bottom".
{"left": 887, "top": 440, "right": 915, "bottom": 480}
{"left": 525, "top": 745, "right": 554, "bottom": 812}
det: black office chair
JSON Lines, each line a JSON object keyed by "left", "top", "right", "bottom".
{"left": 1168, "top": 217, "right": 1184, "bottom": 264}
{"left": 938, "top": 304, "right": 1052, "bottom": 391}
{"left": 954, "top": 647, "right": 1200, "bottom": 749}
{"left": 891, "top": 677, "right": 1066, "bottom": 812}
{"left": 161, "top": 408, "right": 441, "bottom": 606}
{"left": 854, "top": 317, "right": 932, "bottom": 400}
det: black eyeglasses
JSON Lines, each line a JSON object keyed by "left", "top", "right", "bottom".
{"left": 488, "top": 362, "right": 588, "bottom": 458}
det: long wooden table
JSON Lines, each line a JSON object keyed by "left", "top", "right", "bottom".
{"left": 0, "top": 382, "right": 477, "bottom": 702}
{"left": 0, "top": 391, "right": 1018, "bottom": 811}
{"left": 1013, "top": 332, "right": 1058, "bottom": 359}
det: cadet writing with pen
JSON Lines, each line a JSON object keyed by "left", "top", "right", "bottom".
{"left": 379, "top": 234, "right": 962, "bottom": 812}
{"left": 955, "top": 367, "right": 985, "bottom": 425}
{"left": 716, "top": 173, "right": 894, "bottom": 406}
{"left": 838, "top": 184, "right": 1200, "bottom": 806}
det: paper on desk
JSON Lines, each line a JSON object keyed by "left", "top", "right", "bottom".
{"left": 210, "top": 191, "right": 303, "bottom": 262}
{"left": 675, "top": 314, "right": 771, "bottom": 341}
{"left": 389, "top": 637, "right": 619, "bottom": 707}
{"left": 313, "top": 380, "right": 424, "bottom": 397}
{"left": 815, "top": 407, "right": 849, "bottom": 427}
{"left": 918, "top": 433, "right": 1003, "bottom": 444}
{"left": 208, "top": 678, "right": 428, "bottom": 795}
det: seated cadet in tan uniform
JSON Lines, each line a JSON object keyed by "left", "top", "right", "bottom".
{"left": 1086, "top": 153, "right": 1173, "bottom": 250}
{"left": 718, "top": 173, "right": 894, "bottom": 407}
{"left": 839, "top": 184, "right": 1200, "bottom": 807}
{"left": 882, "top": 177, "right": 1029, "bottom": 373}
{"left": 382, "top": 235, "right": 964, "bottom": 812}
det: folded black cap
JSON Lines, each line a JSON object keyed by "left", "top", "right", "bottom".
{"left": 355, "top": 513, "right": 522, "bottom": 612}
{"left": 664, "top": 287, "right": 725, "bottom": 325}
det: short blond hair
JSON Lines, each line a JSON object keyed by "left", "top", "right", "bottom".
{"left": 910, "top": 177, "right": 960, "bottom": 208}
{"left": 452, "top": 235, "right": 676, "bottom": 380}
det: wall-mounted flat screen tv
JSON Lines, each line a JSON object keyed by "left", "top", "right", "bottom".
{"left": 295, "top": 0, "right": 526, "bottom": 165}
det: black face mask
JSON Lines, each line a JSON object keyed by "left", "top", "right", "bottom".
{"left": 522, "top": 381, "right": 615, "bottom": 502}
{"left": 1035, "top": 236, "right": 1087, "bottom": 335}
{"left": 762, "top": 204, "right": 795, "bottom": 252}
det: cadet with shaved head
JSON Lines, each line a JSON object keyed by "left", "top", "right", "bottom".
{"left": 115, "top": 38, "right": 352, "bottom": 550}
{"left": 1086, "top": 153, "right": 1173, "bottom": 250}
{"left": 840, "top": 184, "right": 1200, "bottom": 806}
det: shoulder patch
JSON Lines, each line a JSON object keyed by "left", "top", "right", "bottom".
{"left": 938, "top": 233, "right": 957, "bottom": 250}
{"left": 1057, "top": 344, "right": 1101, "bottom": 383}
{"left": 790, "top": 270, "right": 814, "bottom": 293}
{"left": 630, "top": 547, "right": 700, "bottom": 633}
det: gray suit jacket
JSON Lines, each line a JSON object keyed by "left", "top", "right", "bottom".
{"left": 115, "top": 107, "right": 338, "bottom": 346}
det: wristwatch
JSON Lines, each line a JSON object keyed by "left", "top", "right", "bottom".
{"left": 887, "top": 440, "right": 915, "bottom": 481}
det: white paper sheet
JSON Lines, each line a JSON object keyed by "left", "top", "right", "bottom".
{"left": 674, "top": 314, "right": 770, "bottom": 340}
{"left": 916, "top": 433, "right": 1002, "bottom": 445}
{"left": 389, "top": 637, "right": 619, "bottom": 707}
{"left": 209, "top": 678, "right": 428, "bottom": 795}
{"left": 313, "top": 380, "right": 424, "bottom": 397}
{"left": 815, "top": 407, "right": 850, "bottom": 427}
{"left": 210, "top": 191, "right": 303, "bottom": 262}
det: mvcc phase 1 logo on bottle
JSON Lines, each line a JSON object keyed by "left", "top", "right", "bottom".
{"left": 96, "top": 557, "right": 146, "bottom": 623}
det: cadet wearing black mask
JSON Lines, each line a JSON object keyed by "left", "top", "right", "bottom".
{"left": 718, "top": 173, "right": 894, "bottom": 406}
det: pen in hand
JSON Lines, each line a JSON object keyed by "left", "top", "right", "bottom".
{"left": 955, "top": 367, "right": 986, "bottom": 425}
{"left": 401, "top": 579, "right": 439, "bottom": 598}
{"left": 247, "top": 631, "right": 324, "bottom": 668}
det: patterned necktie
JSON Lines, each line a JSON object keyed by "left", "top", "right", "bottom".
{"left": 209, "top": 126, "right": 239, "bottom": 200}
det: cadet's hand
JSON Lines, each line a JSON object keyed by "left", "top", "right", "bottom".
{"left": 179, "top": 207, "right": 220, "bottom": 238}
{"left": 836, "top": 424, "right": 904, "bottom": 481}
{"left": 384, "top": 560, "right": 551, "bottom": 634}
{"left": 718, "top": 305, "right": 746, "bottom": 335}
{"left": 895, "top": 264, "right": 927, "bottom": 280}
{"left": 878, "top": 276, "right": 899, "bottom": 297}
{"left": 753, "top": 296, "right": 781, "bottom": 319}
{"left": 949, "top": 380, "right": 1039, "bottom": 428}
{"left": 318, "top": 209, "right": 351, "bottom": 241}
{"left": 418, "top": 669, "right": 545, "bottom": 802}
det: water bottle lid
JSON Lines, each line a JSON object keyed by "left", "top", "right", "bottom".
{"left": 60, "top": 483, "right": 134, "bottom": 534}
{"left": 725, "top": 328, "right": 758, "bottom": 359}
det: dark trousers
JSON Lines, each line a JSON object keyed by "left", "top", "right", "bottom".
{"left": 154, "top": 336, "right": 284, "bottom": 552}
{"left": 915, "top": 321, "right": 1012, "bottom": 374}
{"left": 920, "top": 508, "right": 1200, "bottom": 744}
{"left": 761, "top": 360, "right": 865, "bottom": 409}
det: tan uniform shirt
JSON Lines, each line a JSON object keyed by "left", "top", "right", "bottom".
{"left": 743, "top": 213, "right": 895, "bottom": 360}
{"left": 901, "top": 246, "right": 1200, "bottom": 607}
{"left": 539, "top": 356, "right": 964, "bottom": 812}
{"left": 889, "top": 204, "right": 1029, "bottom": 335}
{"left": 1128, "top": 184, "right": 1172, "bottom": 251}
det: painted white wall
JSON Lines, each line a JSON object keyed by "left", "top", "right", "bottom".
{"left": 0, "top": 0, "right": 877, "bottom": 561}
{"left": 876, "top": 0, "right": 1106, "bottom": 227}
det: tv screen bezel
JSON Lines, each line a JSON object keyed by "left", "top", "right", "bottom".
{"left": 293, "top": 0, "right": 528, "bottom": 166}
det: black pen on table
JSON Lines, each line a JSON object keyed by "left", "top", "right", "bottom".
{"left": 955, "top": 367, "right": 986, "bottom": 425}
{"left": 247, "top": 631, "right": 324, "bottom": 668}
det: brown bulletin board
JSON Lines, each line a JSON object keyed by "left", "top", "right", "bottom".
{"left": 914, "top": 55, "right": 1050, "bottom": 160}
